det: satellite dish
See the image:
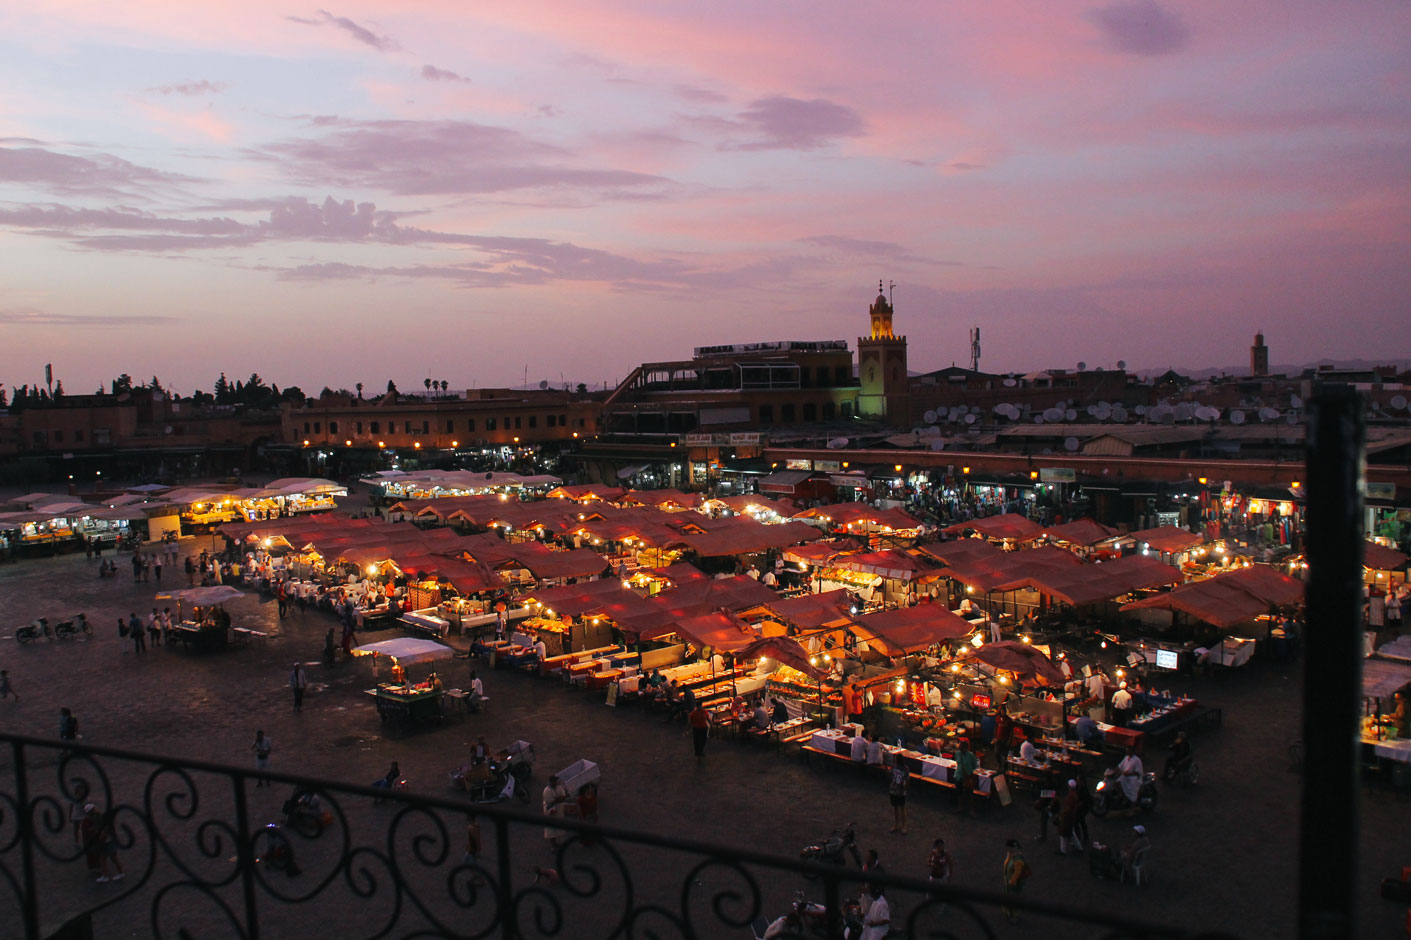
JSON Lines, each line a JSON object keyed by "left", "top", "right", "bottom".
{"left": 923, "top": 410, "right": 938, "bottom": 424}
{"left": 1391, "top": 395, "right": 1407, "bottom": 411}
{"left": 964, "top": 413, "right": 976, "bottom": 424}
{"left": 1043, "top": 407, "right": 1063, "bottom": 422}
{"left": 925, "top": 425, "right": 941, "bottom": 435}
{"left": 1003, "top": 378, "right": 1017, "bottom": 388}
{"left": 1086, "top": 405, "right": 1098, "bottom": 417}
{"left": 1117, "top": 360, "right": 1127, "bottom": 371}
{"left": 929, "top": 439, "right": 946, "bottom": 451}
{"left": 1034, "top": 415, "right": 1045, "bottom": 424}
{"left": 1174, "top": 403, "right": 1195, "bottom": 421}
{"left": 1064, "top": 408, "right": 1077, "bottom": 421}
{"left": 163, "top": 425, "right": 173, "bottom": 435}
{"left": 1077, "top": 361, "right": 1087, "bottom": 372}
{"left": 993, "top": 404, "right": 1009, "bottom": 415}
{"left": 1290, "top": 394, "right": 1304, "bottom": 409}
{"left": 1064, "top": 437, "right": 1080, "bottom": 451}
{"left": 826, "top": 437, "right": 849, "bottom": 449}
{"left": 1286, "top": 414, "right": 1298, "bottom": 425}
{"left": 1230, "top": 410, "right": 1246, "bottom": 425}
{"left": 1159, "top": 411, "right": 1175, "bottom": 425}
{"left": 1134, "top": 405, "right": 1147, "bottom": 416}
{"left": 1112, "top": 406, "right": 1128, "bottom": 422}
{"left": 538, "top": 379, "right": 549, "bottom": 389}
{"left": 1041, "top": 447, "right": 1053, "bottom": 455}
{"left": 1258, "top": 407, "right": 1280, "bottom": 421}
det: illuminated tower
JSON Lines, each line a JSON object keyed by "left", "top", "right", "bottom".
{"left": 1250, "top": 330, "right": 1269, "bottom": 376}
{"left": 857, "top": 281, "right": 910, "bottom": 425}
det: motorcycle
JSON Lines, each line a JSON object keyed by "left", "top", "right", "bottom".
{"left": 799, "top": 821, "right": 861, "bottom": 879}
{"left": 753, "top": 892, "right": 864, "bottom": 940}
{"left": 1092, "top": 767, "right": 1159, "bottom": 816}
{"left": 15, "top": 618, "right": 51, "bottom": 644}
{"left": 53, "top": 616, "right": 93, "bottom": 641}
{"left": 451, "top": 741, "right": 534, "bottom": 805}
{"left": 281, "top": 787, "right": 330, "bottom": 839}
{"left": 253, "top": 822, "right": 301, "bottom": 876}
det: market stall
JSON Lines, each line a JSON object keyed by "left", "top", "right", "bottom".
{"left": 353, "top": 637, "right": 455, "bottom": 728}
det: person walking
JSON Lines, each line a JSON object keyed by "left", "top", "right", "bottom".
{"left": 859, "top": 884, "right": 890, "bottom": 940}
{"left": 463, "top": 813, "right": 483, "bottom": 880}
{"left": 1057, "top": 779, "right": 1081, "bottom": 854}
{"left": 147, "top": 608, "right": 162, "bottom": 647}
{"left": 1002, "top": 838, "right": 1031, "bottom": 924}
{"left": 94, "top": 809, "right": 125, "bottom": 883}
{"left": 185, "top": 556, "right": 195, "bottom": 586}
{"left": 0, "top": 669, "right": 17, "bottom": 702}
{"left": 542, "top": 774, "right": 570, "bottom": 849}
{"left": 688, "top": 701, "right": 711, "bottom": 759}
{"left": 153, "top": 554, "right": 163, "bottom": 583}
{"left": 252, "top": 731, "right": 272, "bottom": 786}
{"left": 58, "top": 707, "right": 79, "bottom": 743}
{"left": 277, "top": 582, "right": 288, "bottom": 618}
{"left": 129, "top": 612, "right": 146, "bottom": 652}
{"left": 289, "top": 662, "right": 308, "bottom": 711}
{"left": 927, "top": 837, "right": 953, "bottom": 884}
{"left": 887, "top": 759, "right": 909, "bottom": 834}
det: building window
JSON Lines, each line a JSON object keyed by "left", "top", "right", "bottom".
{"left": 33, "top": 431, "right": 46, "bottom": 444}
{"left": 94, "top": 429, "right": 111, "bottom": 445}
{"left": 329, "top": 421, "right": 338, "bottom": 434}
{"left": 404, "top": 421, "right": 412, "bottom": 433}
{"left": 487, "top": 418, "right": 497, "bottom": 431}
{"left": 314, "top": 422, "right": 321, "bottom": 433}
{"left": 528, "top": 415, "right": 537, "bottom": 428}
{"left": 467, "top": 419, "right": 475, "bottom": 432}
{"left": 803, "top": 403, "right": 817, "bottom": 422}
{"left": 54, "top": 430, "right": 64, "bottom": 443}
{"left": 303, "top": 422, "right": 310, "bottom": 433}
{"left": 822, "top": 402, "right": 835, "bottom": 421}
{"left": 841, "top": 401, "right": 853, "bottom": 419}
{"left": 758, "top": 404, "right": 774, "bottom": 424}
{"left": 356, "top": 421, "right": 363, "bottom": 434}
{"left": 546, "top": 415, "right": 555, "bottom": 428}
{"left": 74, "top": 429, "right": 84, "bottom": 442}
{"left": 559, "top": 414, "right": 567, "bottom": 426}
{"left": 371, "top": 421, "right": 380, "bottom": 434}
{"left": 422, "top": 420, "right": 429, "bottom": 433}
{"left": 514, "top": 416, "right": 522, "bottom": 429}
{"left": 781, "top": 403, "right": 796, "bottom": 423}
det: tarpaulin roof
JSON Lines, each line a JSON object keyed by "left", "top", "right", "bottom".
{"left": 707, "top": 494, "right": 797, "bottom": 516}
{"left": 850, "top": 605, "right": 975, "bottom": 654}
{"left": 827, "top": 550, "right": 938, "bottom": 582}
{"left": 156, "top": 585, "right": 244, "bottom": 605}
{"left": 1364, "top": 659, "right": 1411, "bottom": 700}
{"left": 633, "top": 562, "right": 712, "bottom": 586}
{"left": 522, "top": 579, "right": 645, "bottom": 619}
{"left": 782, "top": 542, "right": 849, "bottom": 566}
{"left": 961, "top": 640, "right": 1066, "bottom": 685}
{"left": 1120, "top": 564, "right": 1303, "bottom": 627}
{"left": 917, "top": 538, "right": 1004, "bottom": 566}
{"left": 668, "top": 519, "right": 822, "bottom": 557}
{"left": 1364, "top": 541, "right": 1409, "bottom": 571}
{"left": 994, "top": 554, "right": 1182, "bottom": 608}
{"left": 937, "top": 545, "right": 1085, "bottom": 592}
{"left": 659, "top": 612, "right": 759, "bottom": 651}
{"left": 943, "top": 513, "right": 1044, "bottom": 541}
{"left": 1040, "top": 519, "right": 1120, "bottom": 546}
{"left": 352, "top": 636, "right": 454, "bottom": 664}
{"left": 1126, "top": 526, "right": 1204, "bottom": 554}
{"left": 619, "top": 489, "right": 704, "bottom": 510}
{"left": 736, "top": 636, "right": 827, "bottom": 679}
{"left": 745, "top": 589, "right": 857, "bottom": 630}
{"left": 510, "top": 547, "right": 609, "bottom": 582}
{"left": 404, "top": 556, "right": 504, "bottom": 594}
{"left": 759, "top": 470, "right": 814, "bottom": 493}
{"left": 545, "top": 484, "right": 625, "bottom": 502}
{"left": 793, "top": 503, "right": 922, "bottom": 531}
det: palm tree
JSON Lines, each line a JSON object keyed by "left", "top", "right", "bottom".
{"left": 356, "top": 382, "right": 363, "bottom": 399}
{"left": 440, "top": 380, "right": 449, "bottom": 393}
{"left": 424, "top": 378, "right": 432, "bottom": 393}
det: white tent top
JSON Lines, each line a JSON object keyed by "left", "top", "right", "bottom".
{"left": 156, "top": 585, "right": 245, "bottom": 605}
{"left": 352, "top": 636, "right": 455, "bottom": 664}
{"left": 360, "top": 470, "right": 561, "bottom": 489}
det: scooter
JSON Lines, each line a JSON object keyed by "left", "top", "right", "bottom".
{"left": 451, "top": 741, "right": 535, "bottom": 805}
{"left": 15, "top": 618, "right": 51, "bottom": 644}
{"left": 52, "top": 616, "right": 93, "bottom": 640}
{"left": 799, "top": 821, "right": 861, "bottom": 878}
{"left": 753, "top": 892, "right": 864, "bottom": 940}
{"left": 281, "top": 788, "right": 330, "bottom": 839}
{"left": 254, "top": 822, "right": 302, "bottom": 876}
{"left": 1092, "top": 767, "right": 1159, "bottom": 816}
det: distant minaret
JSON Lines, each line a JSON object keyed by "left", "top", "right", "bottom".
{"left": 857, "top": 280, "right": 910, "bottom": 426}
{"left": 1250, "top": 330, "right": 1269, "bottom": 376}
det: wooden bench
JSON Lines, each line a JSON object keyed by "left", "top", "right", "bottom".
{"left": 230, "top": 627, "right": 270, "bottom": 647}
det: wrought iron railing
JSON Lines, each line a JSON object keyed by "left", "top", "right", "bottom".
{"left": 0, "top": 733, "right": 1237, "bottom": 940}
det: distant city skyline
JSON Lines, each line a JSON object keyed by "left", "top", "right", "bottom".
{"left": 1, "top": 1, "right": 1408, "bottom": 396}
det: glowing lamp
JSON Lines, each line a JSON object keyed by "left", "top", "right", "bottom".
{"left": 366, "top": 564, "right": 378, "bottom": 575}
{"left": 894, "top": 464, "right": 902, "bottom": 473}
{"left": 1030, "top": 471, "right": 1039, "bottom": 480}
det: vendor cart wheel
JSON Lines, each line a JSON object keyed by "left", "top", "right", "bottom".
{"left": 15, "top": 632, "right": 32, "bottom": 645}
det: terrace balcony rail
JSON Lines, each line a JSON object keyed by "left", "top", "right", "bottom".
{"left": 1, "top": 732, "right": 1238, "bottom": 940}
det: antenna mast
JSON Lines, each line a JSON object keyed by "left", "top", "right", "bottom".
{"left": 969, "top": 327, "right": 981, "bottom": 372}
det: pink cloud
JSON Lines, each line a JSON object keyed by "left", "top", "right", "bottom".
{"left": 1084, "top": 1, "right": 1192, "bottom": 56}
{"left": 420, "top": 64, "right": 470, "bottom": 83}
{"left": 286, "top": 9, "right": 399, "bottom": 52}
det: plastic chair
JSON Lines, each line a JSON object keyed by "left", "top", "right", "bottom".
{"left": 1122, "top": 847, "right": 1150, "bottom": 885}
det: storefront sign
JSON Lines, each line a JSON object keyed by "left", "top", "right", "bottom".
{"left": 1039, "top": 467, "right": 1076, "bottom": 483}
{"left": 1156, "top": 512, "right": 1180, "bottom": 527}
{"left": 786, "top": 459, "right": 812, "bottom": 471}
{"left": 830, "top": 473, "right": 868, "bottom": 488}
{"left": 814, "top": 460, "right": 842, "bottom": 473}
{"left": 683, "top": 434, "right": 715, "bottom": 447}
{"left": 729, "top": 432, "right": 761, "bottom": 446}
{"left": 1366, "top": 482, "right": 1396, "bottom": 500}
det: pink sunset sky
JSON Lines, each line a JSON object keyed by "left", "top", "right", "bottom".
{"left": 1, "top": 0, "right": 1408, "bottom": 396}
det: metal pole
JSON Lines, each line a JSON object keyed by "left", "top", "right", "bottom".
{"left": 1299, "top": 385, "right": 1363, "bottom": 940}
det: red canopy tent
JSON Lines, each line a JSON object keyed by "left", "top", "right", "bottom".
{"left": 960, "top": 640, "right": 1066, "bottom": 685}
{"left": 850, "top": 605, "right": 975, "bottom": 655}
{"left": 1364, "top": 541, "right": 1409, "bottom": 571}
{"left": 1120, "top": 564, "right": 1303, "bottom": 628}
{"left": 1126, "top": 526, "right": 1203, "bottom": 555}
{"left": 943, "top": 513, "right": 1043, "bottom": 542}
{"left": 1040, "top": 519, "right": 1120, "bottom": 547}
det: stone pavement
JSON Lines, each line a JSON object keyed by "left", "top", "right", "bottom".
{"left": 1, "top": 543, "right": 1409, "bottom": 939}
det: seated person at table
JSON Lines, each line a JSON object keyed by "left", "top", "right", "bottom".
{"left": 1163, "top": 732, "right": 1193, "bottom": 780}
{"left": 866, "top": 733, "right": 884, "bottom": 767}
{"left": 1018, "top": 738, "right": 1041, "bottom": 766}
{"left": 1072, "top": 713, "right": 1104, "bottom": 747}
{"left": 668, "top": 686, "right": 696, "bottom": 723}
{"left": 729, "top": 695, "right": 749, "bottom": 723}
{"left": 532, "top": 637, "right": 548, "bottom": 664}
{"left": 850, "top": 732, "right": 868, "bottom": 762}
{"left": 1389, "top": 691, "right": 1410, "bottom": 739}
{"left": 469, "top": 736, "right": 490, "bottom": 767}
{"left": 748, "top": 699, "right": 770, "bottom": 731}
{"left": 771, "top": 698, "right": 790, "bottom": 725}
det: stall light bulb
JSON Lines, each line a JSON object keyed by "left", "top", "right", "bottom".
{"left": 952, "top": 690, "right": 962, "bottom": 699}
{"left": 1116, "top": 668, "right": 1125, "bottom": 678}
{"left": 810, "top": 656, "right": 819, "bottom": 666}
{"left": 822, "top": 653, "right": 831, "bottom": 662}
{"left": 998, "top": 676, "right": 1008, "bottom": 685}
{"left": 367, "top": 564, "right": 378, "bottom": 575}
{"left": 951, "top": 664, "right": 960, "bottom": 672}
{"left": 1100, "top": 640, "right": 1107, "bottom": 649}
{"left": 1021, "top": 635, "right": 1031, "bottom": 644}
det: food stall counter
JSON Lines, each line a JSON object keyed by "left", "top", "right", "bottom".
{"left": 365, "top": 682, "right": 445, "bottom": 725}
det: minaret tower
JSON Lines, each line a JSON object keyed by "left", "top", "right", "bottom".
{"left": 857, "top": 280, "right": 910, "bottom": 425}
